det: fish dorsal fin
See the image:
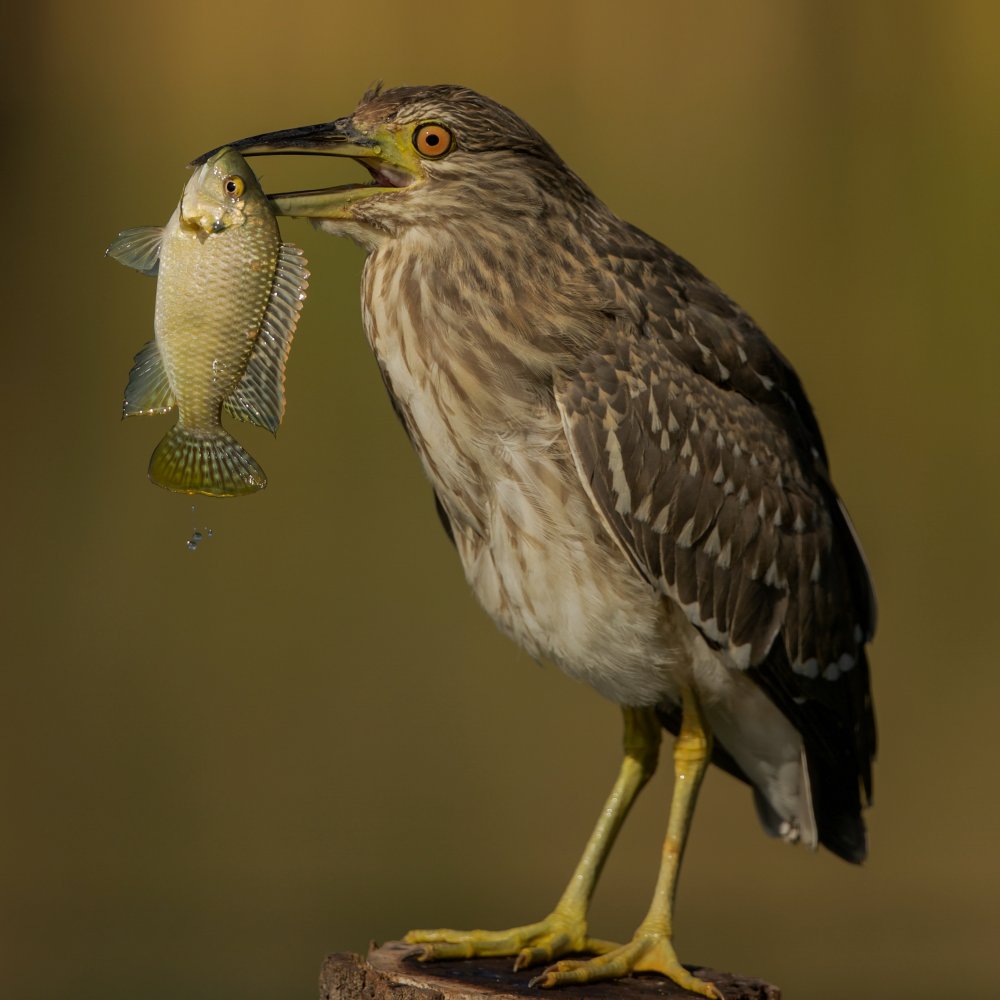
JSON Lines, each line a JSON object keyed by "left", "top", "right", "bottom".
{"left": 225, "top": 243, "right": 309, "bottom": 433}
{"left": 106, "top": 227, "right": 164, "bottom": 276}
{"left": 123, "top": 339, "right": 175, "bottom": 417}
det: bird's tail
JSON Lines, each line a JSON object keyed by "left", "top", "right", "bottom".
{"left": 148, "top": 425, "right": 266, "bottom": 497}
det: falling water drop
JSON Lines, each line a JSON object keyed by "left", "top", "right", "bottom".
{"left": 185, "top": 504, "right": 214, "bottom": 551}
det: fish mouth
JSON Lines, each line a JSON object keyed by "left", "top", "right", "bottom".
{"left": 191, "top": 119, "right": 419, "bottom": 219}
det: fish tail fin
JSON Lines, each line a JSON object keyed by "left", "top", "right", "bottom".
{"left": 148, "top": 425, "right": 266, "bottom": 497}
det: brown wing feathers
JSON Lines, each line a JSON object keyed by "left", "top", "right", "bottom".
{"left": 558, "top": 329, "right": 847, "bottom": 672}
{"left": 557, "top": 241, "right": 876, "bottom": 860}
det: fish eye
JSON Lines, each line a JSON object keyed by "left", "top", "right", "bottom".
{"left": 223, "top": 175, "right": 245, "bottom": 198}
{"left": 413, "top": 123, "right": 453, "bottom": 158}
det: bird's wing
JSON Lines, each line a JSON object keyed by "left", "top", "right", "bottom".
{"left": 555, "top": 240, "right": 875, "bottom": 809}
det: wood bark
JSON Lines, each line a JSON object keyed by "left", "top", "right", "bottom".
{"left": 319, "top": 941, "right": 780, "bottom": 1000}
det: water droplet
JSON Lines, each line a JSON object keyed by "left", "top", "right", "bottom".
{"left": 206, "top": 528, "right": 214, "bottom": 539}
{"left": 186, "top": 530, "right": 204, "bottom": 552}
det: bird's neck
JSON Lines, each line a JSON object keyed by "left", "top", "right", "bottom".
{"left": 370, "top": 218, "right": 607, "bottom": 371}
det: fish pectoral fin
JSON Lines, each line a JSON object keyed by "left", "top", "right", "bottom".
{"left": 123, "top": 340, "right": 175, "bottom": 417}
{"left": 106, "top": 227, "right": 164, "bottom": 276}
{"left": 149, "top": 426, "right": 266, "bottom": 497}
{"left": 225, "top": 243, "right": 309, "bottom": 434}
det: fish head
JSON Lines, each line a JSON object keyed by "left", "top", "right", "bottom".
{"left": 179, "top": 147, "right": 269, "bottom": 236}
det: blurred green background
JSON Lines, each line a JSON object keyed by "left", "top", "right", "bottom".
{"left": 3, "top": 2, "right": 998, "bottom": 998}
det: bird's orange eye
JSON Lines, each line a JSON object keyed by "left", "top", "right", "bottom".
{"left": 223, "top": 175, "right": 245, "bottom": 198}
{"left": 413, "top": 123, "right": 453, "bottom": 158}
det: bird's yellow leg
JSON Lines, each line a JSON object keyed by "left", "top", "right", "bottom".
{"left": 405, "top": 706, "right": 661, "bottom": 969}
{"left": 533, "top": 688, "right": 721, "bottom": 999}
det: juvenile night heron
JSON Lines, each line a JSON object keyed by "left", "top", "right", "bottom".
{"left": 203, "top": 84, "right": 876, "bottom": 998}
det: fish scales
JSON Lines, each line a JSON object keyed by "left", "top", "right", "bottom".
{"left": 155, "top": 203, "right": 277, "bottom": 429}
{"left": 107, "top": 148, "right": 309, "bottom": 497}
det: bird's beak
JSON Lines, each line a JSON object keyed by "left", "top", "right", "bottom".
{"left": 191, "top": 118, "right": 417, "bottom": 219}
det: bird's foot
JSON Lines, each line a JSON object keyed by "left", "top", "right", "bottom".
{"left": 404, "top": 912, "right": 617, "bottom": 970}
{"left": 530, "top": 929, "right": 722, "bottom": 999}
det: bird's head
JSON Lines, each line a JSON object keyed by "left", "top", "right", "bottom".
{"left": 192, "top": 84, "right": 590, "bottom": 245}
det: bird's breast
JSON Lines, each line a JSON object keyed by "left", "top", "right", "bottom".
{"left": 362, "top": 240, "right": 550, "bottom": 533}
{"left": 361, "top": 243, "right": 682, "bottom": 706}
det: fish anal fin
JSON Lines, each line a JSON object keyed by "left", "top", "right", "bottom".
{"left": 225, "top": 243, "right": 309, "bottom": 433}
{"left": 123, "top": 340, "right": 175, "bottom": 417}
{"left": 148, "top": 426, "right": 266, "bottom": 497}
{"left": 106, "top": 227, "right": 163, "bottom": 276}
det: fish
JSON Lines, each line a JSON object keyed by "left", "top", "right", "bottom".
{"left": 107, "top": 147, "right": 309, "bottom": 496}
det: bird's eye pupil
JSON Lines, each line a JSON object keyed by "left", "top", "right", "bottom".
{"left": 425, "top": 134, "right": 439, "bottom": 146}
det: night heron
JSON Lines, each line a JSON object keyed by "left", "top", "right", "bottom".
{"left": 202, "top": 84, "right": 876, "bottom": 999}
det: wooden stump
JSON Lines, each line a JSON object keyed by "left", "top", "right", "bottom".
{"left": 319, "top": 941, "right": 780, "bottom": 1000}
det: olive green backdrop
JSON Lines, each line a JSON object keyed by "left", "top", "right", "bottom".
{"left": 3, "top": 2, "right": 997, "bottom": 998}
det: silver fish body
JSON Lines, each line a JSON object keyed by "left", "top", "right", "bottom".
{"left": 108, "top": 148, "right": 309, "bottom": 496}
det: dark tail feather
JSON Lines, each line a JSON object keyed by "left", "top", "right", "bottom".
{"left": 807, "top": 753, "right": 868, "bottom": 863}
{"left": 656, "top": 696, "right": 870, "bottom": 865}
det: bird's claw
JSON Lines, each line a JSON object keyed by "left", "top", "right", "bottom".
{"left": 404, "top": 914, "right": 610, "bottom": 969}
{"left": 530, "top": 931, "right": 722, "bottom": 999}
{"left": 512, "top": 934, "right": 616, "bottom": 971}
{"left": 514, "top": 939, "right": 566, "bottom": 971}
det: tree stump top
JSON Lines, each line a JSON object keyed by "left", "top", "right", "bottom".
{"left": 319, "top": 942, "right": 780, "bottom": 1000}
